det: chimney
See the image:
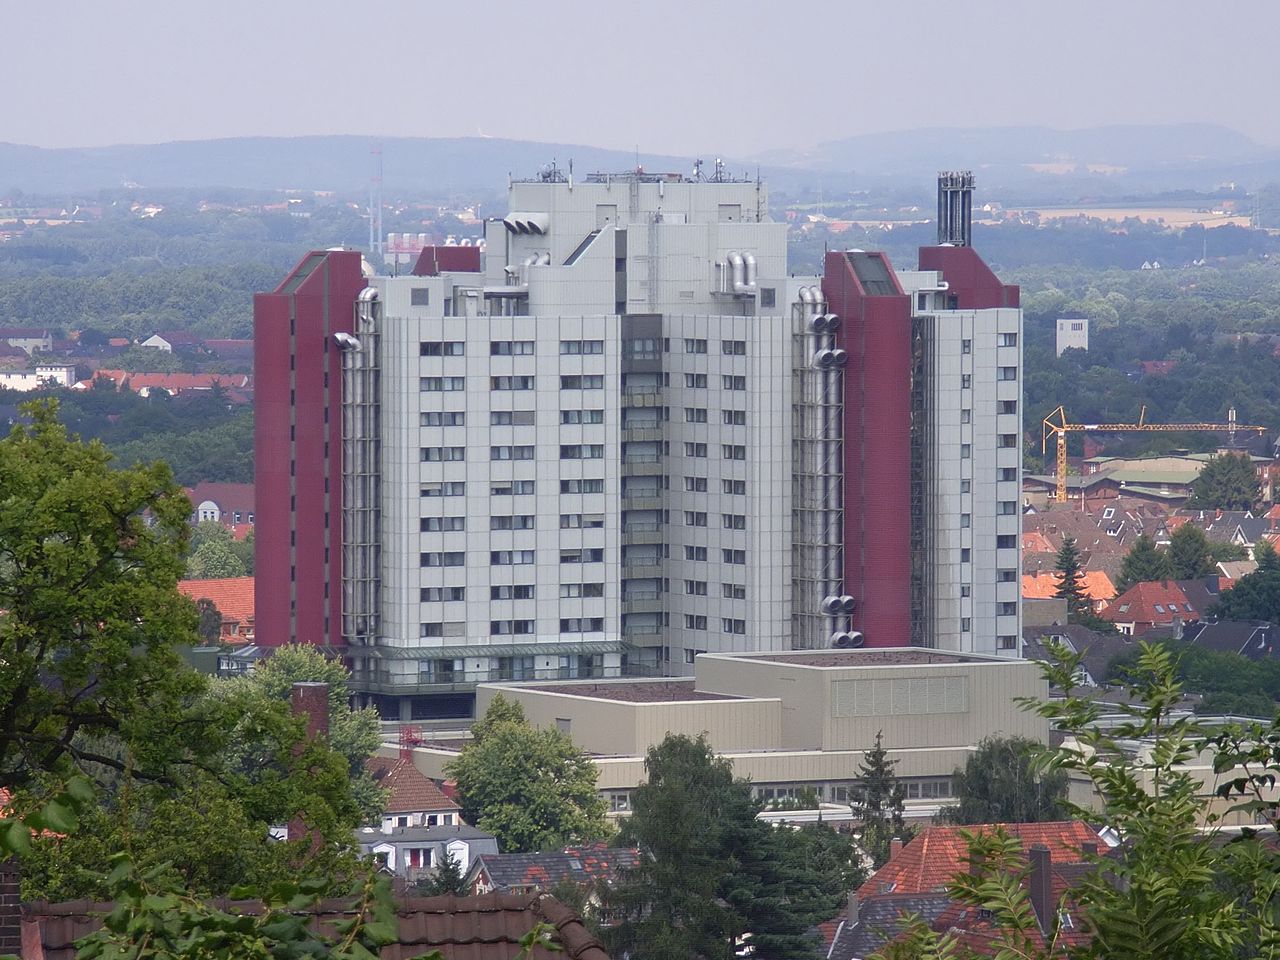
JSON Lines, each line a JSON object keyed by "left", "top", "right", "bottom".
{"left": 288, "top": 682, "right": 330, "bottom": 844}
{"left": 888, "top": 838, "right": 904, "bottom": 861}
{"left": 1082, "top": 841, "right": 1098, "bottom": 857}
{"left": 1028, "top": 844, "right": 1053, "bottom": 935}
{"left": 0, "top": 858, "right": 21, "bottom": 957}
{"left": 846, "top": 892, "right": 860, "bottom": 925}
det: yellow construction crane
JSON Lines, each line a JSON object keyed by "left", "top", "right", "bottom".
{"left": 1041, "top": 405, "right": 1268, "bottom": 503}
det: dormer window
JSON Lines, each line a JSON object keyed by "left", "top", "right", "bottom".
{"left": 1154, "top": 604, "right": 1165, "bottom": 614}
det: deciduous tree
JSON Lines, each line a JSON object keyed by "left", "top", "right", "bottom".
{"left": 938, "top": 735, "right": 1067, "bottom": 825}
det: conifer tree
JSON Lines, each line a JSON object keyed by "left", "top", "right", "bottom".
{"left": 1053, "top": 535, "right": 1090, "bottom": 619}
{"left": 1117, "top": 533, "right": 1173, "bottom": 591}
{"left": 1167, "top": 523, "right": 1215, "bottom": 580}
{"left": 852, "top": 731, "right": 909, "bottom": 868}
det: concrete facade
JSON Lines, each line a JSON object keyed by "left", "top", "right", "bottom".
{"left": 1055, "top": 317, "right": 1089, "bottom": 355}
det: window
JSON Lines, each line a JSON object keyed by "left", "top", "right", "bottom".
{"left": 685, "top": 545, "right": 707, "bottom": 561}
{"left": 561, "top": 478, "right": 605, "bottom": 493}
{"left": 684, "top": 373, "right": 707, "bottom": 388}
{"left": 491, "top": 445, "right": 535, "bottom": 461}
{"left": 684, "top": 407, "right": 708, "bottom": 423}
{"left": 490, "top": 340, "right": 535, "bottom": 355}
{"left": 684, "top": 580, "right": 707, "bottom": 596}
{"left": 560, "top": 548, "right": 604, "bottom": 563}
{"left": 684, "top": 614, "right": 707, "bottom": 630}
{"left": 491, "top": 480, "right": 535, "bottom": 495}
{"left": 961, "top": 584, "right": 971, "bottom": 598}
{"left": 722, "top": 479, "right": 746, "bottom": 495}
{"left": 996, "top": 534, "right": 1017, "bottom": 549}
{"left": 998, "top": 501, "right": 1018, "bottom": 515}
{"left": 491, "top": 619, "right": 535, "bottom": 635}
{"left": 684, "top": 511, "right": 708, "bottom": 527}
{"left": 490, "top": 410, "right": 536, "bottom": 426}
{"left": 999, "top": 333, "right": 1018, "bottom": 347}
{"left": 491, "top": 584, "right": 535, "bottom": 600}
{"left": 961, "top": 374, "right": 972, "bottom": 389}
{"left": 421, "top": 446, "right": 465, "bottom": 462}
{"left": 961, "top": 548, "right": 971, "bottom": 563}
{"left": 560, "top": 582, "right": 604, "bottom": 598}
{"left": 960, "top": 479, "right": 971, "bottom": 493}
{"left": 421, "top": 586, "right": 466, "bottom": 602}
{"left": 491, "top": 375, "right": 535, "bottom": 390}
{"left": 490, "top": 550, "right": 535, "bottom": 565}
{"left": 421, "top": 482, "right": 466, "bottom": 497}
{"left": 1153, "top": 603, "right": 1166, "bottom": 614}
{"left": 722, "top": 548, "right": 746, "bottom": 565}
{"left": 960, "top": 444, "right": 972, "bottom": 459}
{"left": 420, "top": 517, "right": 465, "bottom": 532}
{"left": 420, "top": 376, "right": 465, "bottom": 392}
{"left": 961, "top": 617, "right": 971, "bottom": 632}
{"left": 722, "top": 582, "right": 746, "bottom": 599}
{"left": 721, "top": 339, "right": 746, "bottom": 356}
{"left": 420, "top": 551, "right": 464, "bottom": 567}
{"left": 560, "top": 444, "right": 604, "bottom": 459}
{"left": 684, "top": 442, "right": 708, "bottom": 458}
{"left": 961, "top": 339, "right": 972, "bottom": 355}
{"left": 684, "top": 476, "right": 707, "bottom": 492}
{"left": 722, "top": 514, "right": 746, "bottom": 530}
{"left": 683, "top": 338, "right": 707, "bottom": 354}
{"left": 961, "top": 514, "right": 971, "bottom": 529}
{"left": 760, "top": 288, "right": 776, "bottom": 308}
{"left": 560, "top": 339, "right": 604, "bottom": 355}
{"left": 491, "top": 515, "right": 535, "bottom": 530}
{"left": 722, "top": 409, "right": 746, "bottom": 426}
{"left": 999, "top": 434, "right": 1018, "bottom": 448}
{"left": 561, "top": 617, "right": 604, "bottom": 632}
{"left": 721, "top": 618, "right": 746, "bottom": 635}
{"left": 560, "top": 513, "right": 604, "bottom": 528}
{"left": 722, "top": 444, "right": 747, "bottom": 460}
{"left": 420, "top": 622, "right": 444, "bottom": 638}
{"left": 998, "top": 569, "right": 1017, "bottom": 582}
{"left": 998, "top": 366, "right": 1017, "bottom": 381}
{"left": 961, "top": 409, "right": 971, "bottom": 424}
{"left": 561, "top": 374, "right": 604, "bottom": 389}
{"left": 421, "top": 411, "right": 465, "bottom": 426}
{"left": 561, "top": 409, "right": 604, "bottom": 424}
{"left": 1000, "top": 467, "right": 1017, "bottom": 482}
{"left": 999, "top": 602, "right": 1017, "bottom": 616}
{"left": 721, "top": 375, "right": 746, "bottom": 391}
{"left": 419, "top": 340, "right": 464, "bottom": 357}
{"left": 999, "top": 400, "right": 1017, "bottom": 415}
{"left": 410, "top": 288, "right": 429, "bottom": 306}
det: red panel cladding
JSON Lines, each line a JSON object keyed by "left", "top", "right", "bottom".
{"left": 254, "top": 292, "right": 292, "bottom": 647}
{"left": 411, "top": 246, "right": 481, "bottom": 276}
{"left": 917, "top": 245, "right": 1020, "bottom": 309}
{"left": 822, "top": 252, "right": 912, "bottom": 647}
{"left": 254, "top": 250, "right": 364, "bottom": 649}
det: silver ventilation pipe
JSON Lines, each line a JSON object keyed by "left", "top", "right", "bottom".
{"left": 341, "top": 287, "right": 382, "bottom": 648}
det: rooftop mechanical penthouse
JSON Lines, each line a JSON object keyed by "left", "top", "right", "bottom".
{"left": 254, "top": 168, "right": 1022, "bottom": 719}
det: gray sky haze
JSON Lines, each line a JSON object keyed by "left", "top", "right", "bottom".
{"left": 12, "top": 0, "right": 1280, "bottom": 155}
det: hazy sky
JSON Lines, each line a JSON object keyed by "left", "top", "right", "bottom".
{"left": 12, "top": 0, "right": 1280, "bottom": 155}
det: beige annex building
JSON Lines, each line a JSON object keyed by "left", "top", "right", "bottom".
{"left": 396, "top": 648, "right": 1048, "bottom": 816}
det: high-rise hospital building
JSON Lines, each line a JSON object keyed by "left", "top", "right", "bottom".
{"left": 254, "top": 169, "right": 1022, "bottom": 718}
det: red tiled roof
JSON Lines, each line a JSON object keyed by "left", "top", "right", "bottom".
{"left": 1022, "top": 571, "right": 1116, "bottom": 602}
{"left": 471, "top": 843, "right": 642, "bottom": 892}
{"left": 21, "top": 892, "right": 608, "bottom": 960}
{"left": 177, "top": 576, "right": 254, "bottom": 624}
{"left": 1098, "top": 580, "right": 1195, "bottom": 628}
{"left": 367, "top": 758, "right": 459, "bottom": 814}
{"left": 90, "top": 369, "right": 251, "bottom": 393}
{"left": 857, "top": 822, "right": 1100, "bottom": 899}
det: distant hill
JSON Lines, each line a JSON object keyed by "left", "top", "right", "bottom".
{"left": 3, "top": 125, "right": 1279, "bottom": 198}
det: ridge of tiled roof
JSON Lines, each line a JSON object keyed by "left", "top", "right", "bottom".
{"left": 471, "top": 844, "right": 642, "bottom": 891}
{"left": 177, "top": 576, "right": 254, "bottom": 623}
{"left": 367, "top": 758, "right": 459, "bottom": 814}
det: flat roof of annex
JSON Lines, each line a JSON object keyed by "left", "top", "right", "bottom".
{"left": 700, "top": 648, "right": 1013, "bottom": 669}
{"left": 501, "top": 678, "right": 747, "bottom": 704}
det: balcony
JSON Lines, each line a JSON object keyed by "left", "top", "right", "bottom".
{"left": 621, "top": 425, "right": 664, "bottom": 442}
{"left": 621, "top": 491, "right": 663, "bottom": 511}
{"left": 621, "top": 389, "right": 662, "bottom": 408}
{"left": 622, "top": 622, "right": 663, "bottom": 637}
{"left": 622, "top": 556, "right": 664, "bottom": 577}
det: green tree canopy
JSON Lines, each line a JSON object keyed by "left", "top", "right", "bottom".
{"left": 1116, "top": 533, "right": 1173, "bottom": 591}
{"left": 446, "top": 697, "right": 608, "bottom": 852}
{"left": 1188, "top": 452, "right": 1260, "bottom": 511}
{"left": 195, "top": 597, "right": 223, "bottom": 643}
{"left": 853, "top": 731, "right": 910, "bottom": 868}
{"left": 186, "top": 536, "right": 246, "bottom": 579}
{"left": 939, "top": 735, "right": 1068, "bottom": 825}
{"left": 1167, "top": 522, "right": 1215, "bottom": 580}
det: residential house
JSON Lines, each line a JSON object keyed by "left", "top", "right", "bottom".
{"left": 177, "top": 576, "right": 254, "bottom": 643}
{"left": 138, "top": 330, "right": 203, "bottom": 354}
{"left": 367, "top": 757, "right": 463, "bottom": 831}
{"left": 186, "top": 481, "right": 255, "bottom": 528}
{"left": 822, "top": 821, "right": 1109, "bottom": 960}
{"left": 0, "top": 365, "right": 75, "bottom": 392}
{"left": 1021, "top": 625, "right": 1136, "bottom": 686}
{"left": 203, "top": 338, "right": 254, "bottom": 365}
{"left": 1021, "top": 571, "right": 1116, "bottom": 613}
{"left": 466, "top": 843, "right": 642, "bottom": 896}
{"left": 356, "top": 824, "right": 498, "bottom": 881}
{"left": 78, "top": 369, "right": 252, "bottom": 401}
{"left": 1097, "top": 578, "right": 1220, "bottom": 636}
{"left": 1183, "top": 620, "right": 1276, "bottom": 661}
{"left": 0, "top": 327, "right": 52, "bottom": 356}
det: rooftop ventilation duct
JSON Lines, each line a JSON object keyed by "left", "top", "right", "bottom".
{"left": 502, "top": 212, "right": 549, "bottom": 235}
